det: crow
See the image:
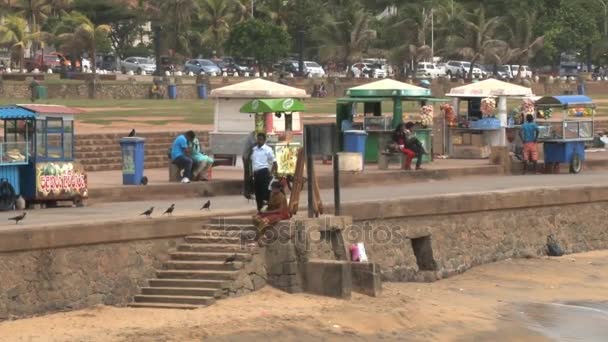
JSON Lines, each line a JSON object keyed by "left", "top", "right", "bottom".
{"left": 201, "top": 200, "right": 211, "bottom": 210}
{"left": 162, "top": 204, "right": 175, "bottom": 217}
{"left": 140, "top": 206, "right": 154, "bottom": 218}
{"left": 8, "top": 212, "right": 26, "bottom": 224}
{"left": 128, "top": 129, "right": 136, "bottom": 137}
{"left": 223, "top": 253, "right": 237, "bottom": 264}
{"left": 140, "top": 176, "right": 148, "bottom": 186}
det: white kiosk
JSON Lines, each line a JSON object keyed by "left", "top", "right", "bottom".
{"left": 209, "top": 78, "right": 309, "bottom": 165}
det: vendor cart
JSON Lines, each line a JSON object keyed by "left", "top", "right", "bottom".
{"left": 535, "top": 95, "right": 595, "bottom": 174}
{"left": 0, "top": 104, "right": 87, "bottom": 210}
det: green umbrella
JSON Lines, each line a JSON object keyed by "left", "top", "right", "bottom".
{"left": 240, "top": 98, "right": 305, "bottom": 113}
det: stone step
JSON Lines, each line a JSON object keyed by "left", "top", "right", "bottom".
{"left": 76, "top": 138, "right": 175, "bottom": 147}
{"left": 133, "top": 294, "right": 215, "bottom": 306}
{"left": 78, "top": 155, "right": 167, "bottom": 165}
{"left": 81, "top": 161, "right": 167, "bottom": 172}
{"left": 77, "top": 131, "right": 207, "bottom": 141}
{"left": 202, "top": 223, "right": 257, "bottom": 232}
{"left": 76, "top": 149, "right": 169, "bottom": 159}
{"left": 196, "top": 229, "right": 257, "bottom": 240}
{"left": 209, "top": 217, "right": 256, "bottom": 225}
{"left": 170, "top": 251, "right": 252, "bottom": 262}
{"left": 141, "top": 286, "right": 222, "bottom": 298}
{"left": 76, "top": 142, "right": 173, "bottom": 152}
{"left": 148, "top": 278, "right": 228, "bottom": 289}
{"left": 156, "top": 269, "right": 239, "bottom": 280}
{"left": 184, "top": 235, "right": 242, "bottom": 245}
{"left": 127, "top": 302, "right": 200, "bottom": 310}
{"left": 164, "top": 260, "right": 243, "bottom": 271}
{"left": 177, "top": 243, "right": 258, "bottom": 254}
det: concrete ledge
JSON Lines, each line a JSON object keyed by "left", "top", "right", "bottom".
{"left": 351, "top": 262, "right": 382, "bottom": 297}
{"left": 303, "top": 259, "right": 351, "bottom": 299}
{"left": 0, "top": 209, "right": 253, "bottom": 253}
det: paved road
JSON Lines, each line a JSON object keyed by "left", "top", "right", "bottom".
{"left": 3, "top": 171, "right": 607, "bottom": 230}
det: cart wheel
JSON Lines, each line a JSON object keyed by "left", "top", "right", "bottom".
{"left": 569, "top": 154, "right": 583, "bottom": 174}
{"left": 73, "top": 195, "right": 85, "bottom": 208}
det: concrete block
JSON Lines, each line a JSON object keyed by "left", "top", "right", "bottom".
{"left": 268, "top": 263, "right": 283, "bottom": 275}
{"left": 303, "top": 259, "right": 352, "bottom": 299}
{"left": 351, "top": 262, "right": 382, "bottom": 297}
{"left": 282, "top": 262, "right": 298, "bottom": 275}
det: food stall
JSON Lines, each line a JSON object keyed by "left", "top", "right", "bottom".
{"left": 209, "top": 78, "right": 308, "bottom": 166}
{"left": 338, "top": 79, "right": 437, "bottom": 163}
{"left": 445, "top": 79, "right": 534, "bottom": 159}
{"left": 0, "top": 104, "right": 86, "bottom": 210}
{"left": 239, "top": 98, "right": 303, "bottom": 176}
{"left": 534, "top": 95, "right": 595, "bottom": 173}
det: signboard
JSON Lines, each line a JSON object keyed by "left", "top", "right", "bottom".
{"left": 274, "top": 143, "right": 300, "bottom": 175}
{"left": 36, "top": 162, "right": 88, "bottom": 199}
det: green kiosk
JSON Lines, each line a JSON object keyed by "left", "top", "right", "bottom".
{"left": 337, "top": 79, "right": 436, "bottom": 164}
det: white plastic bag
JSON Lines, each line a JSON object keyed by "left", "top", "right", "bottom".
{"left": 357, "top": 242, "right": 368, "bottom": 262}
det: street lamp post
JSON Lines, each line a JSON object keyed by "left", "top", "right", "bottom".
{"left": 599, "top": 0, "right": 608, "bottom": 37}
{"left": 251, "top": 0, "right": 254, "bottom": 19}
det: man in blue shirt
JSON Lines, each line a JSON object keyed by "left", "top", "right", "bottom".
{"left": 250, "top": 132, "right": 277, "bottom": 212}
{"left": 171, "top": 131, "right": 196, "bottom": 183}
{"left": 519, "top": 114, "right": 540, "bottom": 174}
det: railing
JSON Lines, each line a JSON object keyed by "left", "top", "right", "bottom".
{"left": 0, "top": 141, "right": 29, "bottom": 166}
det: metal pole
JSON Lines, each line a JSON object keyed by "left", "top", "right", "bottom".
{"left": 251, "top": 0, "right": 254, "bottom": 19}
{"left": 332, "top": 123, "right": 340, "bottom": 216}
{"left": 305, "top": 125, "right": 314, "bottom": 218}
{"left": 431, "top": 10, "right": 434, "bottom": 59}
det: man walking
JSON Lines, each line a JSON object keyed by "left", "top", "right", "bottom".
{"left": 171, "top": 130, "right": 196, "bottom": 183}
{"left": 520, "top": 114, "right": 540, "bottom": 174}
{"left": 251, "top": 133, "right": 277, "bottom": 212}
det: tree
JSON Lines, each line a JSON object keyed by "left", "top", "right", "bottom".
{"left": 54, "top": 11, "right": 111, "bottom": 74}
{"left": 17, "top": 0, "right": 51, "bottom": 55}
{"left": 315, "top": 2, "right": 375, "bottom": 71}
{"left": 225, "top": 19, "right": 290, "bottom": 70}
{"left": 199, "top": 0, "right": 239, "bottom": 55}
{"left": 0, "top": 15, "right": 31, "bottom": 68}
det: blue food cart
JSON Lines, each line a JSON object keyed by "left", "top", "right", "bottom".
{"left": 535, "top": 95, "right": 595, "bottom": 174}
{"left": 0, "top": 104, "right": 87, "bottom": 210}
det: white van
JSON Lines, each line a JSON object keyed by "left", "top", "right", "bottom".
{"left": 416, "top": 62, "right": 444, "bottom": 78}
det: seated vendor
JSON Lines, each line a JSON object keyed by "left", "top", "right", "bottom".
{"left": 150, "top": 84, "right": 164, "bottom": 99}
{"left": 189, "top": 133, "right": 214, "bottom": 181}
{"left": 391, "top": 122, "right": 427, "bottom": 170}
{"left": 252, "top": 181, "right": 291, "bottom": 241}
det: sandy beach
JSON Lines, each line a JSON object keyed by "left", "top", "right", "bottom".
{"left": 1, "top": 250, "right": 608, "bottom": 341}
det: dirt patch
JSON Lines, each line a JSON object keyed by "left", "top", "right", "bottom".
{"left": 76, "top": 107, "right": 149, "bottom": 113}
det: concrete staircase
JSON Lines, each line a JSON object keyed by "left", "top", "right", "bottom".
{"left": 129, "top": 217, "right": 260, "bottom": 309}
{"left": 75, "top": 131, "right": 208, "bottom": 172}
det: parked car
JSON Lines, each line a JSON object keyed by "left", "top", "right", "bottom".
{"left": 273, "top": 60, "right": 308, "bottom": 76}
{"left": 184, "top": 59, "right": 221, "bottom": 75}
{"left": 445, "top": 60, "right": 483, "bottom": 78}
{"left": 304, "top": 61, "right": 325, "bottom": 77}
{"left": 218, "top": 62, "right": 253, "bottom": 75}
{"left": 159, "top": 56, "right": 175, "bottom": 72}
{"left": 415, "top": 62, "right": 445, "bottom": 78}
{"left": 96, "top": 54, "right": 118, "bottom": 71}
{"left": 120, "top": 57, "right": 156, "bottom": 74}
{"left": 350, "top": 63, "right": 387, "bottom": 78}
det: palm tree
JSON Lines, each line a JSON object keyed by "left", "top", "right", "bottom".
{"left": 506, "top": 9, "right": 544, "bottom": 78}
{"left": 448, "top": 7, "right": 505, "bottom": 78}
{"left": 55, "top": 11, "right": 110, "bottom": 75}
{"left": 316, "top": 3, "right": 375, "bottom": 72}
{"left": 17, "top": 0, "right": 51, "bottom": 55}
{"left": 0, "top": 15, "right": 30, "bottom": 68}
{"left": 259, "top": 0, "right": 290, "bottom": 28}
{"left": 198, "top": 0, "right": 238, "bottom": 55}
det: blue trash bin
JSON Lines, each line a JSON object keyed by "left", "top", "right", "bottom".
{"left": 197, "top": 84, "right": 208, "bottom": 99}
{"left": 168, "top": 84, "right": 177, "bottom": 99}
{"left": 119, "top": 137, "right": 145, "bottom": 185}
{"left": 344, "top": 130, "right": 368, "bottom": 153}
{"left": 577, "top": 83, "right": 586, "bottom": 95}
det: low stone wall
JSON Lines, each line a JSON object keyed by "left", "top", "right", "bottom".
{"left": 338, "top": 185, "right": 608, "bottom": 282}
{"left": 0, "top": 237, "right": 180, "bottom": 319}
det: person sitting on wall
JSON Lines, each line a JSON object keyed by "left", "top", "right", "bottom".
{"left": 150, "top": 83, "right": 165, "bottom": 99}
{"left": 188, "top": 133, "right": 214, "bottom": 181}
{"left": 391, "top": 122, "right": 426, "bottom": 170}
{"left": 319, "top": 82, "right": 327, "bottom": 97}
{"left": 171, "top": 130, "right": 196, "bottom": 183}
{"left": 252, "top": 181, "right": 291, "bottom": 243}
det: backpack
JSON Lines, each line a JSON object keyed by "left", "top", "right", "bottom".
{"left": 546, "top": 234, "right": 564, "bottom": 257}
{"left": 0, "top": 178, "right": 16, "bottom": 211}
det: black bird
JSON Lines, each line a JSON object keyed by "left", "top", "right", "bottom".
{"left": 140, "top": 206, "right": 154, "bottom": 218}
{"left": 128, "top": 129, "right": 136, "bottom": 137}
{"left": 8, "top": 212, "right": 26, "bottom": 224}
{"left": 163, "top": 204, "right": 175, "bottom": 216}
{"left": 201, "top": 200, "right": 211, "bottom": 210}
{"left": 223, "top": 253, "right": 237, "bottom": 264}
{"left": 140, "top": 176, "right": 148, "bottom": 186}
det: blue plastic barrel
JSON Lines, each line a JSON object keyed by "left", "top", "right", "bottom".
{"left": 577, "top": 83, "right": 586, "bottom": 95}
{"left": 197, "top": 84, "right": 208, "bottom": 99}
{"left": 119, "top": 137, "right": 145, "bottom": 185}
{"left": 343, "top": 130, "right": 368, "bottom": 155}
{"left": 167, "top": 84, "right": 177, "bottom": 99}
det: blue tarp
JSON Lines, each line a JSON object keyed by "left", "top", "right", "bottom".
{"left": 0, "top": 106, "right": 36, "bottom": 120}
{"left": 536, "top": 95, "right": 594, "bottom": 107}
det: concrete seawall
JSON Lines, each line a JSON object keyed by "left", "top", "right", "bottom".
{"left": 2, "top": 184, "right": 608, "bottom": 318}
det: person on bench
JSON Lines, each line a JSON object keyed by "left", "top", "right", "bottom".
{"left": 171, "top": 130, "right": 196, "bottom": 183}
{"left": 189, "top": 133, "right": 214, "bottom": 181}
{"left": 391, "top": 122, "right": 426, "bottom": 170}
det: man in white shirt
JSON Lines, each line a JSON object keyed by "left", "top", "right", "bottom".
{"left": 251, "top": 132, "right": 277, "bottom": 212}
